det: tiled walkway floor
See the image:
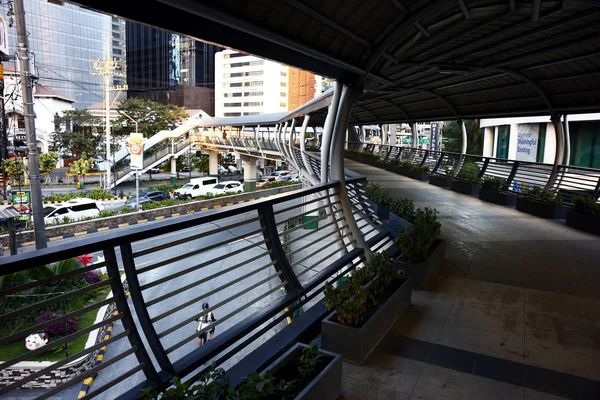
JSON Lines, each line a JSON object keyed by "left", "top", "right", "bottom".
{"left": 340, "top": 159, "right": 600, "bottom": 400}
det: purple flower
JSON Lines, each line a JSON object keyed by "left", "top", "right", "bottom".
{"left": 35, "top": 310, "right": 77, "bottom": 337}
{"left": 83, "top": 271, "right": 102, "bottom": 284}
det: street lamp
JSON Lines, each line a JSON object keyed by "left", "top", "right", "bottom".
{"left": 119, "top": 110, "right": 155, "bottom": 212}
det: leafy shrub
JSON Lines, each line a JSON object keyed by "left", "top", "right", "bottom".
{"left": 390, "top": 197, "right": 415, "bottom": 222}
{"left": 87, "top": 188, "right": 114, "bottom": 200}
{"left": 35, "top": 310, "right": 77, "bottom": 337}
{"left": 324, "top": 252, "right": 399, "bottom": 327}
{"left": 456, "top": 161, "right": 481, "bottom": 184}
{"left": 481, "top": 177, "right": 509, "bottom": 192}
{"left": 151, "top": 184, "right": 179, "bottom": 193}
{"left": 364, "top": 183, "right": 392, "bottom": 206}
{"left": 413, "top": 165, "right": 430, "bottom": 173}
{"left": 396, "top": 207, "right": 441, "bottom": 264}
{"left": 98, "top": 210, "right": 118, "bottom": 218}
{"left": 523, "top": 186, "right": 563, "bottom": 206}
{"left": 82, "top": 271, "right": 102, "bottom": 285}
{"left": 390, "top": 158, "right": 401, "bottom": 165}
{"left": 574, "top": 196, "right": 600, "bottom": 215}
{"left": 445, "top": 168, "right": 456, "bottom": 178}
{"left": 260, "top": 180, "right": 299, "bottom": 190}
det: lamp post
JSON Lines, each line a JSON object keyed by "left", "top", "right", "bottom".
{"left": 119, "top": 110, "right": 154, "bottom": 212}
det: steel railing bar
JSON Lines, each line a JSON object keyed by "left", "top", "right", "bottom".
{"left": 146, "top": 249, "right": 273, "bottom": 308}
{"left": 278, "top": 209, "right": 338, "bottom": 236}
{"left": 140, "top": 240, "right": 270, "bottom": 292}
{"left": 83, "top": 364, "right": 145, "bottom": 400}
{"left": 287, "top": 224, "right": 349, "bottom": 258}
{"left": 159, "top": 271, "right": 284, "bottom": 339}
{"left": 0, "top": 330, "right": 130, "bottom": 393}
{"left": 284, "top": 217, "right": 346, "bottom": 247}
{"left": 0, "top": 313, "right": 122, "bottom": 372}
{"left": 151, "top": 261, "right": 278, "bottom": 323}
{"left": 165, "top": 280, "right": 286, "bottom": 353}
{"left": 133, "top": 216, "right": 262, "bottom": 257}
{"left": 293, "top": 232, "right": 354, "bottom": 270}
{"left": 0, "top": 279, "right": 112, "bottom": 324}
{"left": 0, "top": 261, "right": 108, "bottom": 296}
{"left": 275, "top": 201, "right": 340, "bottom": 227}
{"left": 296, "top": 236, "right": 356, "bottom": 278}
{"left": 273, "top": 193, "right": 333, "bottom": 215}
{"left": 1, "top": 296, "right": 116, "bottom": 344}
{"left": 35, "top": 347, "right": 138, "bottom": 400}
{"left": 137, "top": 227, "right": 266, "bottom": 274}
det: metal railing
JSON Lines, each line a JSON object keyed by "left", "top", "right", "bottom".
{"left": 0, "top": 172, "right": 383, "bottom": 399}
{"left": 348, "top": 142, "right": 600, "bottom": 204}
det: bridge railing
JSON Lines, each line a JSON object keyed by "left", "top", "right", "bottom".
{"left": 0, "top": 176, "right": 380, "bottom": 399}
{"left": 349, "top": 142, "right": 600, "bottom": 204}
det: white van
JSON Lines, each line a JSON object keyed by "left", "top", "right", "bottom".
{"left": 43, "top": 198, "right": 101, "bottom": 224}
{"left": 173, "top": 177, "right": 219, "bottom": 199}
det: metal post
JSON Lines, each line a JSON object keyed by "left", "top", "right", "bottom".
{"left": 135, "top": 171, "right": 140, "bottom": 212}
{"left": 321, "top": 82, "right": 342, "bottom": 183}
{"left": 410, "top": 122, "right": 418, "bottom": 148}
{"left": 460, "top": 119, "right": 468, "bottom": 156}
{"left": 0, "top": 60, "right": 7, "bottom": 199}
{"left": 563, "top": 115, "right": 570, "bottom": 166}
{"left": 14, "top": 0, "right": 46, "bottom": 249}
{"left": 545, "top": 115, "right": 564, "bottom": 191}
{"left": 7, "top": 217, "right": 17, "bottom": 255}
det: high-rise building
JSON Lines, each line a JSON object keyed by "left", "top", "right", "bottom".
{"left": 111, "top": 17, "right": 127, "bottom": 94}
{"left": 0, "top": 0, "right": 112, "bottom": 108}
{"left": 125, "top": 22, "right": 221, "bottom": 115}
{"left": 214, "top": 50, "right": 316, "bottom": 117}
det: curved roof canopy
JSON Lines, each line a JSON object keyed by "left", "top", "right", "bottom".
{"left": 72, "top": 0, "right": 600, "bottom": 124}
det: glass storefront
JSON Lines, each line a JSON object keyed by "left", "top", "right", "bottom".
{"left": 496, "top": 125, "right": 510, "bottom": 159}
{"left": 569, "top": 121, "right": 600, "bottom": 168}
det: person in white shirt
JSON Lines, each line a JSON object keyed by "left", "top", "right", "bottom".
{"left": 196, "top": 302, "right": 216, "bottom": 347}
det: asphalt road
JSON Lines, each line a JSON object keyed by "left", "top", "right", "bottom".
{"left": 6, "top": 197, "right": 304, "bottom": 399}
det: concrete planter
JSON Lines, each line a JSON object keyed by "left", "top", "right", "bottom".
{"left": 566, "top": 210, "right": 600, "bottom": 235}
{"left": 392, "top": 239, "right": 446, "bottom": 289}
{"left": 479, "top": 187, "right": 517, "bottom": 206}
{"left": 264, "top": 343, "right": 342, "bottom": 400}
{"left": 321, "top": 278, "right": 412, "bottom": 365}
{"left": 516, "top": 197, "right": 567, "bottom": 219}
{"left": 429, "top": 174, "right": 452, "bottom": 188}
{"left": 451, "top": 179, "right": 480, "bottom": 195}
{"left": 368, "top": 200, "right": 390, "bottom": 220}
{"left": 389, "top": 212, "right": 412, "bottom": 236}
{"left": 407, "top": 170, "right": 431, "bottom": 181}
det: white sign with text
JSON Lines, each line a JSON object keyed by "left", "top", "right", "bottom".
{"left": 516, "top": 124, "right": 539, "bottom": 162}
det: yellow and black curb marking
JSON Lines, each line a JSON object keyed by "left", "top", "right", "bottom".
{"left": 12, "top": 198, "right": 258, "bottom": 250}
{"left": 78, "top": 291, "right": 130, "bottom": 398}
{"left": 1, "top": 197, "right": 134, "bottom": 206}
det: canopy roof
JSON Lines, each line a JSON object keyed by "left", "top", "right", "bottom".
{"left": 72, "top": 0, "right": 600, "bottom": 124}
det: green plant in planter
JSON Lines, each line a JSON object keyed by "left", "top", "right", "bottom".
{"left": 390, "top": 197, "right": 415, "bottom": 222}
{"left": 445, "top": 168, "right": 456, "bottom": 178}
{"left": 414, "top": 165, "right": 430, "bottom": 173}
{"left": 574, "top": 196, "right": 600, "bottom": 215}
{"left": 396, "top": 207, "right": 441, "bottom": 264}
{"left": 390, "top": 158, "right": 401, "bottom": 166}
{"left": 364, "top": 183, "right": 392, "bottom": 206}
{"left": 481, "top": 177, "right": 509, "bottom": 192}
{"left": 523, "top": 186, "right": 563, "bottom": 206}
{"left": 401, "top": 161, "right": 413, "bottom": 169}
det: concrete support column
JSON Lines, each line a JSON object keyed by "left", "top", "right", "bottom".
{"left": 361, "top": 125, "right": 366, "bottom": 142}
{"left": 242, "top": 155, "right": 257, "bottom": 192}
{"left": 170, "top": 156, "right": 177, "bottom": 185}
{"left": 381, "top": 124, "right": 388, "bottom": 145}
{"left": 552, "top": 114, "right": 565, "bottom": 166}
{"left": 389, "top": 124, "right": 397, "bottom": 146}
{"left": 410, "top": 122, "right": 418, "bottom": 148}
{"left": 208, "top": 150, "right": 219, "bottom": 177}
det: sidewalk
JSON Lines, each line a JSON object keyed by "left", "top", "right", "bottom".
{"left": 340, "top": 159, "right": 600, "bottom": 400}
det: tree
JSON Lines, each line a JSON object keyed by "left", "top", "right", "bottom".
{"left": 2, "top": 157, "right": 25, "bottom": 184}
{"left": 193, "top": 155, "right": 209, "bottom": 174}
{"left": 69, "top": 153, "right": 93, "bottom": 179}
{"left": 51, "top": 110, "right": 103, "bottom": 158}
{"left": 114, "top": 98, "right": 188, "bottom": 139}
{"left": 38, "top": 152, "right": 59, "bottom": 184}
{"left": 441, "top": 120, "right": 483, "bottom": 155}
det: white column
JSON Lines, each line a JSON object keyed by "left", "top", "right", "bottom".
{"left": 389, "top": 124, "right": 397, "bottom": 146}
{"left": 208, "top": 150, "right": 219, "bottom": 176}
{"left": 410, "top": 122, "right": 417, "bottom": 148}
{"left": 242, "top": 155, "right": 258, "bottom": 192}
{"left": 563, "top": 115, "right": 570, "bottom": 166}
{"left": 460, "top": 120, "right": 467, "bottom": 155}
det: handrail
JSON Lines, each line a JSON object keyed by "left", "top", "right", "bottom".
{"left": 347, "top": 141, "right": 600, "bottom": 203}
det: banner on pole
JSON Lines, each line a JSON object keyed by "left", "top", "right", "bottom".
{"left": 128, "top": 133, "right": 144, "bottom": 169}
{"left": 430, "top": 122, "right": 439, "bottom": 152}
{"left": 12, "top": 191, "right": 31, "bottom": 221}
{"left": 0, "top": 17, "right": 8, "bottom": 56}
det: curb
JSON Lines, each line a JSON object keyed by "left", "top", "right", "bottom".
{"left": 10, "top": 198, "right": 257, "bottom": 250}
{"left": 2, "top": 193, "right": 175, "bottom": 206}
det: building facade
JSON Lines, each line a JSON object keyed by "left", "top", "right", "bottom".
{"left": 0, "top": 0, "right": 112, "bottom": 108}
{"left": 480, "top": 114, "right": 600, "bottom": 168}
{"left": 287, "top": 68, "right": 315, "bottom": 111}
{"left": 126, "top": 22, "right": 221, "bottom": 114}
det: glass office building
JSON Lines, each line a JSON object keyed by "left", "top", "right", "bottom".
{"left": 0, "top": 0, "right": 112, "bottom": 108}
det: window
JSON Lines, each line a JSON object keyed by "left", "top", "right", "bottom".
{"left": 70, "top": 203, "right": 97, "bottom": 212}
{"left": 280, "top": 102, "right": 287, "bottom": 107}
{"left": 203, "top": 179, "right": 217, "bottom": 185}
{"left": 245, "top": 81, "right": 263, "bottom": 87}
{"left": 496, "top": 125, "right": 510, "bottom": 159}
{"left": 244, "top": 91, "right": 263, "bottom": 97}
{"left": 224, "top": 112, "right": 242, "bottom": 117}
{"left": 568, "top": 121, "right": 600, "bottom": 168}
{"left": 280, "top": 71, "right": 287, "bottom": 77}
{"left": 536, "top": 123, "right": 547, "bottom": 163}
{"left": 243, "top": 112, "right": 259, "bottom": 116}
{"left": 224, "top": 92, "right": 243, "bottom": 98}
{"left": 250, "top": 60, "right": 264, "bottom": 66}
{"left": 280, "top": 92, "right": 286, "bottom": 97}
{"left": 280, "top": 82, "right": 287, "bottom": 87}
{"left": 224, "top": 102, "right": 242, "bottom": 107}
{"left": 193, "top": 185, "right": 199, "bottom": 189}
{"left": 244, "top": 102, "right": 261, "bottom": 107}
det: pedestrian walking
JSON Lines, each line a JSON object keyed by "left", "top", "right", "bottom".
{"left": 6, "top": 183, "right": 12, "bottom": 200}
{"left": 196, "top": 302, "right": 216, "bottom": 347}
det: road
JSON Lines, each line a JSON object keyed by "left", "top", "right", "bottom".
{"left": 5, "top": 198, "right": 304, "bottom": 399}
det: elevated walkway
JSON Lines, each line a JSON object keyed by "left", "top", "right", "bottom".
{"left": 341, "top": 158, "right": 600, "bottom": 400}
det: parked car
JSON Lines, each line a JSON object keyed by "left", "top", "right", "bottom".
{"left": 217, "top": 165, "right": 228, "bottom": 174}
{"left": 281, "top": 174, "right": 299, "bottom": 182}
{"left": 206, "top": 181, "right": 244, "bottom": 196}
{"left": 256, "top": 176, "right": 278, "bottom": 189}
{"left": 173, "top": 177, "right": 219, "bottom": 199}
{"left": 124, "top": 190, "right": 170, "bottom": 210}
{"left": 147, "top": 167, "right": 161, "bottom": 174}
{"left": 180, "top": 166, "right": 191, "bottom": 173}
{"left": 43, "top": 198, "right": 101, "bottom": 224}
{"left": 270, "top": 170, "right": 291, "bottom": 178}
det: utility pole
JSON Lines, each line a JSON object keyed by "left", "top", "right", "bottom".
{"left": 0, "top": 59, "right": 8, "bottom": 199}
{"left": 14, "top": 0, "right": 46, "bottom": 249}
{"left": 90, "top": 37, "right": 126, "bottom": 190}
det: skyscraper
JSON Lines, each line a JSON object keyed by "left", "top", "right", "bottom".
{"left": 126, "top": 22, "right": 221, "bottom": 115}
{"left": 0, "top": 0, "right": 112, "bottom": 108}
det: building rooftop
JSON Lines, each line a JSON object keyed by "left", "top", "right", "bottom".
{"left": 35, "top": 84, "right": 76, "bottom": 103}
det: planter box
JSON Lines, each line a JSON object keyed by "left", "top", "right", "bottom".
{"left": 393, "top": 239, "right": 446, "bottom": 290}
{"left": 451, "top": 179, "right": 480, "bottom": 196}
{"left": 321, "top": 278, "right": 412, "bottom": 365}
{"left": 264, "top": 343, "right": 342, "bottom": 400}
{"left": 407, "top": 170, "right": 431, "bottom": 181}
{"left": 429, "top": 174, "right": 452, "bottom": 188}
{"left": 516, "top": 197, "right": 567, "bottom": 219}
{"left": 389, "top": 212, "right": 412, "bottom": 236}
{"left": 478, "top": 187, "right": 517, "bottom": 206}
{"left": 566, "top": 210, "right": 600, "bottom": 235}
{"left": 367, "top": 200, "right": 390, "bottom": 220}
